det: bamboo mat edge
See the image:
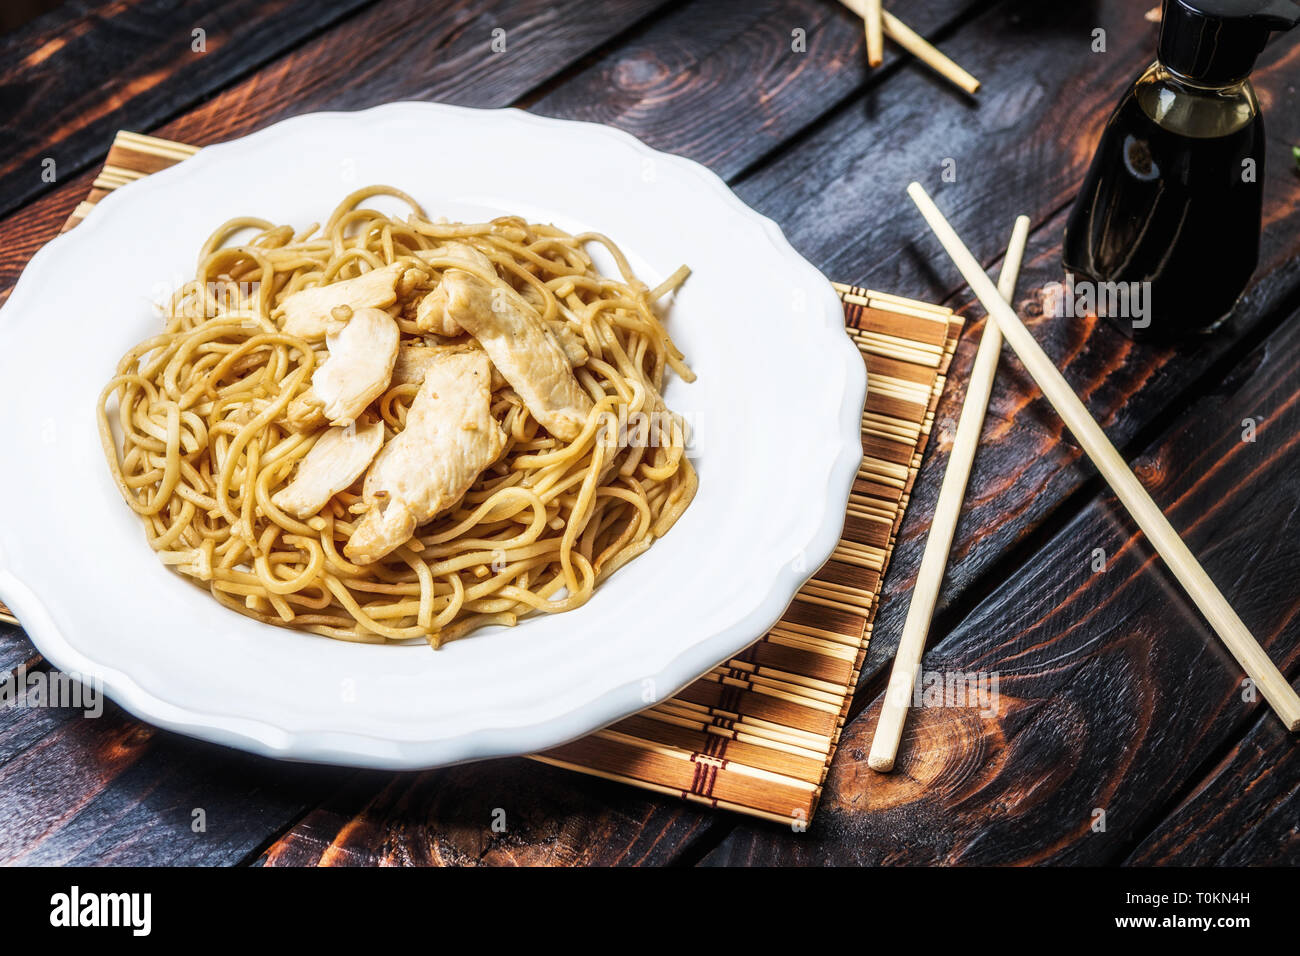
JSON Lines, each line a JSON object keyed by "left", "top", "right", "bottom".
{"left": 0, "top": 131, "right": 964, "bottom": 826}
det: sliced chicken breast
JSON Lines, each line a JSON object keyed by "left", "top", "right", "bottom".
{"left": 392, "top": 341, "right": 507, "bottom": 391}
{"left": 271, "top": 419, "right": 384, "bottom": 519}
{"left": 545, "top": 319, "right": 588, "bottom": 367}
{"left": 311, "top": 307, "right": 400, "bottom": 427}
{"left": 344, "top": 349, "right": 505, "bottom": 565}
{"left": 414, "top": 243, "right": 496, "bottom": 337}
{"left": 286, "top": 388, "right": 327, "bottom": 433}
{"left": 392, "top": 330, "right": 582, "bottom": 394}
{"left": 413, "top": 242, "right": 495, "bottom": 274}
{"left": 392, "top": 343, "right": 454, "bottom": 387}
{"left": 440, "top": 271, "right": 593, "bottom": 441}
{"left": 278, "top": 262, "right": 405, "bottom": 340}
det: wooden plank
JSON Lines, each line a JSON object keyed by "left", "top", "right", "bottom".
{"left": 527, "top": 0, "right": 980, "bottom": 180}
{"left": 1125, "top": 712, "right": 1300, "bottom": 865}
{"left": 732, "top": 1, "right": 1160, "bottom": 288}
{"left": 0, "top": 624, "right": 35, "bottom": 675}
{"left": 150, "top": 0, "right": 674, "bottom": 147}
{"left": 0, "top": 686, "right": 346, "bottom": 865}
{"left": 0, "top": 0, "right": 374, "bottom": 221}
{"left": 260, "top": 758, "right": 717, "bottom": 866}
{"left": 701, "top": 305, "right": 1300, "bottom": 865}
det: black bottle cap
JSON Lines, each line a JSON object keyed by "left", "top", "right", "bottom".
{"left": 1159, "top": 0, "right": 1300, "bottom": 85}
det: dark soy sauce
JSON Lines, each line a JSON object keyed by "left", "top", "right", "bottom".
{"left": 1063, "top": 87, "right": 1264, "bottom": 342}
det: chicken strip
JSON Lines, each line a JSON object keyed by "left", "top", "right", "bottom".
{"left": 271, "top": 419, "right": 384, "bottom": 519}
{"left": 344, "top": 349, "right": 505, "bottom": 565}
{"left": 509, "top": 275, "right": 589, "bottom": 365}
{"left": 412, "top": 247, "right": 586, "bottom": 368}
{"left": 414, "top": 242, "right": 495, "bottom": 274}
{"left": 286, "top": 390, "right": 327, "bottom": 433}
{"left": 440, "top": 271, "right": 593, "bottom": 441}
{"left": 278, "top": 262, "right": 405, "bottom": 340}
{"left": 414, "top": 243, "right": 496, "bottom": 336}
{"left": 545, "top": 319, "right": 589, "bottom": 367}
{"left": 391, "top": 341, "right": 506, "bottom": 392}
{"left": 392, "top": 343, "right": 459, "bottom": 387}
{"left": 393, "top": 330, "right": 583, "bottom": 392}
{"left": 305, "top": 306, "right": 400, "bottom": 428}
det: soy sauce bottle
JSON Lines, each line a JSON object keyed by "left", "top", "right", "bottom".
{"left": 1062, "top": 0, "right": 1300, "bottom": 341}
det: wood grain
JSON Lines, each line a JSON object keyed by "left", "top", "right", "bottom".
{"left": 702, "top": 305, "right": 1300, "bottom": 865}
{"left": 0, "top": 0, "right": 373, "bottom": 220}
{"left": 0, "top": 623, "right": 37, "bottom": 675}
{"left": 1125, "top": 711, "right": 1300, "bottom": 865}
{"left": 151, "top": 0, "right": 674, "bottom": 147}
{"left": 528, "top": 0, "right": 982, "bottom": 179}
{"left": 732, "top": 1, "right": 1159, "bottom": 290}
{"left": 261, "top": 759, "right": 719, "bottom": 866}
{"left": 0, "top": 685, "right": 346, "bottom": 865}
{"left": 1, "top": 1, "right": 69, "bottom": 36}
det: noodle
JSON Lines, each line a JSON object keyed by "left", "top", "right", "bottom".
{"left": 98, "top": 187, "right": 697, "bottom": 647}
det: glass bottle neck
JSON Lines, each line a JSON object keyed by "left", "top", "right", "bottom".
{"left": 1151, "top": 59, "right": 1249, "bottom": 94}
{"left": 1136, "top": 61, "right": 1259, "bottom": 137}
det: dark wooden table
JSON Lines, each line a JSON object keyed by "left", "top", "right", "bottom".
{"left": 1, "top": 0, "right": 1297, "bottom": 867}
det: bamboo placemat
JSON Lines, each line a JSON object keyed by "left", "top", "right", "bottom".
{"left": 2, "top": 131, "right": 962, "bottom": 825}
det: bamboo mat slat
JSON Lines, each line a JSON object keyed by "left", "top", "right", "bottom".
{"left": 0, "top": 131, "right": 963, "bottom": 824}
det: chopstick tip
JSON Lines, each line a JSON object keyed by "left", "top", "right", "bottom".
{"left": 868, "top": 753, "right": 896, "bottom": 773}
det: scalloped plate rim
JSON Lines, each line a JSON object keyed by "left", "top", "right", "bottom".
{"left": 0, "top": 102, "right": 867, "bottom": 769}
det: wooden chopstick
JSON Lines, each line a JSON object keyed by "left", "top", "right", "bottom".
{"left": 837, "top": 0, "right": 981, "bottom": 94}
{"left": 864, "top": 0, "right": 884, "bottom": 67}
{"left": 906, "top": 182, "right": 1300, "bottom": 733}
{"left": 869, "top": 215, "right": 1030, "bottom": 772}
{"left": 881, "top": 12, "right": 980, "bottom": 94}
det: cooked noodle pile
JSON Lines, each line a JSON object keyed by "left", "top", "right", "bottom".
{"left": 98, "top": 186, "right": 697, "bottom": 646}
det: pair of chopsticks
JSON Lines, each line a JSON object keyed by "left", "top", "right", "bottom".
{"left": 869, "top": 185, "right": 1300, "bottom": 773}
{"left": 838, "top": 0, "right": 980, "bottom": 95}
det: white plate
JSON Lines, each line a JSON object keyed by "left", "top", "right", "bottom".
{"left": 0, "top": 103, "right": 865, "bottom": 769}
